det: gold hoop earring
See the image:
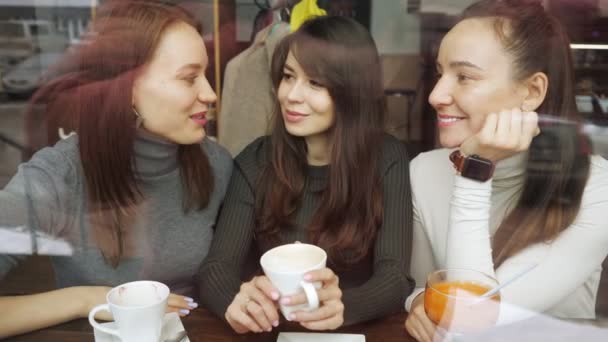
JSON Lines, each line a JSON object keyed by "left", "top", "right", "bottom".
{"left": 132, "top": 106, "right": 144, "bottom": 128}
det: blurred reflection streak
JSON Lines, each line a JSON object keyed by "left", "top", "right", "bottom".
{"left": 459, "top": 301, "right": 608, "bottom": 341}
{"left": 0, "top": 226, "right": 73, "bottom": 256}
{"left": 537, "top": 113, "right": 579, "bottom": 126}
{"left": 583, "top": 123, "right": 608, "bottom": 158}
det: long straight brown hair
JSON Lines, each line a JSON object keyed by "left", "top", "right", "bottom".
{"left": 25, "top": 0, "right": 214, "bottom": 267}
{"left": 460, "top": 0, "right": 591, "bottom": 267}
{"left": 255, "top": 16, "right": 386, "bottom": 267}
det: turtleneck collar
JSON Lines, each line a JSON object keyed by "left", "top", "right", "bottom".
{"left": 133, "top": 129, "right": 179, "bottom": 178}
{"left": 306, "top": 163, "right": 329, "bottom": 192}
{"left": 492, "top": 151, "right": 528, "bottom": 188}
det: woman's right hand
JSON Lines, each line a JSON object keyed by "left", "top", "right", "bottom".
{"left": 404, "top": 292, "right": 440, "bottom": 342}
{"left": 225, "top": 276, "right": 281, "bottom": 334}
{"left": 460, "top": 109, "right": 539, "bottom": 163}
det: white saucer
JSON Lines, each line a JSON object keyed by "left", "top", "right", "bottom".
{"left": 92, "top": 312, "right": 190, "bottom": 342}
{"left": 277, "top": 332, "right": 365, "bottom": 342}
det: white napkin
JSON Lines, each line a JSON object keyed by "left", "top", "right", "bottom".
{"left": 277, "top": 332, "right": 365, "bottom": 342}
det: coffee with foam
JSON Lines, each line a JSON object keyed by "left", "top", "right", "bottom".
{"left": 263, "top": 247, "right": 325, "bottom": 273}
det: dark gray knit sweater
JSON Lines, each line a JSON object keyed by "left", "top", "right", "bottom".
{"left": 199, "top": 134, "right": 414, "bottom": 325}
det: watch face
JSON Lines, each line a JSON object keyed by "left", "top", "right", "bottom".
{"left": 462, "top": 156, "right": 494, "bottom": 182}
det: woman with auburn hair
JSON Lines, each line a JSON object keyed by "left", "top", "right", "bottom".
{"left": 0, "top": 0, "right": 232, "bottom": 337}
{"left": 404, "top": 0, "right": 608, "bottom": 341}
{"left": 199, "top": 15, "right": 414, "bottom": 333}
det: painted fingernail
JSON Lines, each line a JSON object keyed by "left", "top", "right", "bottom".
{"left": 184, "top": 297, "right": 194, "bottom": 302}
{"left": 304, "top": 274, "right": 312, "bottom": 281}
{"left": 271, "top": 291, "right": 280, "bottom": 300}
{"left": 187, "top": 302, "right": 198, "bottom": 308}
{"left": 273, "top": 320, "right": 279, "bottom": 327}
{"left": 280, "top": 297, "right": 290, "bottom": 305}
{"left": 289, "top": 313, "right": 296, "bottom": 321}
{"left": 179, "top": 309, "right": 190, "bottom": 315}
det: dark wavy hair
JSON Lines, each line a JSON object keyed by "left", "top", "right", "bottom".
{"left": 460, "top": 0, "right": 591, "bottom": 267}
{"left": 25, "top": 0, "right": 214, "bottom": 267}
{"left": 254, "top": 16, "right": 386, "bottom": 267}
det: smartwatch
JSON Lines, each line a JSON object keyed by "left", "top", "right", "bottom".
{"left": 449, "top": 150, "right": 495, "bottom": 182}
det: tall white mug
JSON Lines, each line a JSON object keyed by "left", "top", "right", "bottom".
{"left": 88, "top": 280, "right": 169, "bottom": 342}
{"left": 260, "top": 243, "right": 327, "bottom": 320}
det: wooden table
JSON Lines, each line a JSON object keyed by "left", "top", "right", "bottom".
{"left": 8, "top": 308, "right": 414, "bottom": 342}
{"left": 7, "top": 307, "right": 608, "bottom": 341}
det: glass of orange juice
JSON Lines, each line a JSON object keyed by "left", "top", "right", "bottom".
{"left": 424, "top": 268, "right": 501, "bottom": 335}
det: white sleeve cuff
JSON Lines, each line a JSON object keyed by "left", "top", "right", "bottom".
{"left": 453, "top": 173, "right": 492, "bottom": 189}
{"left": 404, "top": 287, "right": 425, "bottom": 312}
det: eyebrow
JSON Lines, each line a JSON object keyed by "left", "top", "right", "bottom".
{"left": 283, "top": 64, "right": 295, "bottom": 73}
{"left": 177, "top": 63, "right": 203, "bottom": 74}
{"left": 448, "top": 60, "right": 483, "bottom": 70}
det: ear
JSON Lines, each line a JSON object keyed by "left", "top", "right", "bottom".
{"left": 521, "top": 72, "right": 548, "bottom": 111}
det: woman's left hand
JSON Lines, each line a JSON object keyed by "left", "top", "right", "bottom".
{"left": 460, "top": 108, "right": 539, "bottom": 163}
{"left": 167, "top": 293, "right": 199, "bottom": 317}
{"left": 280, "top": 267, "right": 344, "bottom": 330}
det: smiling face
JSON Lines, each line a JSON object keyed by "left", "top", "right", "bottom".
{"left": 277, "top": 51, "right": 335, "bottom": 140}
{"left": 429, "top": 18, "right": 529, "bottom": 148}
{"left": 132, "top": 21, "right": 216, "bottom": 144}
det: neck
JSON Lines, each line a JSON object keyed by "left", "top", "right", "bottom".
{"left": 305, "top": 134, "right": 331, "bottom": 166}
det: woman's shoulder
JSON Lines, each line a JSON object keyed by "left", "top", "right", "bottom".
{"left": 201, "top": 139, "right": 234, "bottom": 196}
{"left": 379, "top": 133, "right": 408, "bottom": 158}
{"left": 201, "top": 137, "right": 233, "bottom": 173}
{"left": 410, "top": 148, "right": 453, "bottom": 177}
{"left": 234, "top": 136, "right": 271, "bottom": 168}
{"left": 26, "top": 135, "right": 80, "bottom": 175}
{"left": 375, "top": 133, "right": 412, "bottom": 172}
{"left": 4, "top": 136, "right": 81, "bottom": 194}
{"left": 590, "top": 155, "right": 608, "bottom": 172}
{"left": 408, "top": 148, "right": 456, "bottom": 200}
{"left": 586, "top": 155, "right": 608, "bottom": 189}
{"left": 48, "top": 135, "right": 80, "bottom": 159}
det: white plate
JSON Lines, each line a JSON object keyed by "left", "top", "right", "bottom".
{"left": 277, "top": 332, "right": 365, "bottom": 342}
{"left": 93, "top": 312, "right": 189, "bottom": 342}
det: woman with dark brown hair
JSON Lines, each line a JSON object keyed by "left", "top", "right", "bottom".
{"left": 199, "top": 15, "right": 414, "bottom": 333}
{"left": 405, "top": 0, "right": 608, "bottom": 341}
{"left": 0, "top": 0, "right": 232, "bottom": 337}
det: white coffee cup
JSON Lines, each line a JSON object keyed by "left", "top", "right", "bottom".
{"left": 260, "top": 243, "right": 327, "bottom": 320}
{"left": 88, "top": 280, "right": 169, "bottom": 342}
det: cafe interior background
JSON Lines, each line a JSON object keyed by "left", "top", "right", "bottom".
{"left": 0, "top": 0, "right": 607, "bottom": 327}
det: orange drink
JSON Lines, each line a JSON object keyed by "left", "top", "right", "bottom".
{"left": 424, "top": 269, "right": 500, "bottom": 334}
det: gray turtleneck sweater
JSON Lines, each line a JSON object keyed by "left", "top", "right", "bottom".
{"left": 0, "top": 133, "right": 232, "bottom": 296}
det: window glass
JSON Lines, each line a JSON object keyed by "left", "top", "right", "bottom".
{"left": 0, "top": 1, "right": 606, "bottom": 340}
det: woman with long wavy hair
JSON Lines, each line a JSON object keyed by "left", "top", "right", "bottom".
{"left": 404, "top": 1, "right": 608, "bottom": 341}
{"left": 0, "top": 0, "right": 232, "bottom": 337}
{"left": 199, "top": 15, "right": 414, "bottom": 333}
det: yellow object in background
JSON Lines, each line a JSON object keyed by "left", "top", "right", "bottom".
{"left": 290, "top": 0, "right": 327, "bottom": 32}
